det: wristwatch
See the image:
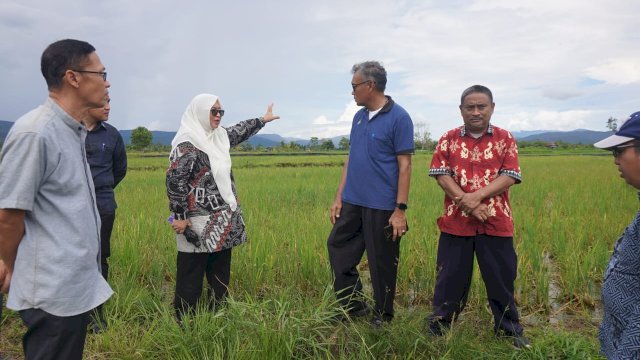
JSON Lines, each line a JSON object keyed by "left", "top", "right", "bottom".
{"left": 396, "top": 203, "right": 408, "bottom": 211}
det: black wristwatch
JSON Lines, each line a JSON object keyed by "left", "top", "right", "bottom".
{"left": 396, "top": 203, "right": 408, "bottom": 211}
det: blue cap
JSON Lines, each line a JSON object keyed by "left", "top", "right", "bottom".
{"left": 594, "top": 111, "right": 640, "bottom": 149}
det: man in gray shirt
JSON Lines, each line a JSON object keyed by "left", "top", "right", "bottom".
{"left": 0, "top": 39, "right": 113, "bottom": 360}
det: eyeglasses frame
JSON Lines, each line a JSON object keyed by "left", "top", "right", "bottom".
{"left": 612, "top": 143, "right": 639, "bottom": 158}
{"left": 351, "top": 80, "right": 372, "bottom": 91}
{"left": 71, "top": 69, "right": 107, "bottom": 81}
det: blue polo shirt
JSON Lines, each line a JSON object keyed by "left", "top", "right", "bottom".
{"left": 342, "top": 96, "right": 414, "bottom": 210}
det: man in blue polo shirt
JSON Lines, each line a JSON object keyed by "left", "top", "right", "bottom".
{"left": 327, "top": 61, "right": 413, "bottom": 326}
{"left": 85, "top": 96, "right": 127, "bottom": 332}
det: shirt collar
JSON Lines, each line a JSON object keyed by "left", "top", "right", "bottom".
{"left": 45, "top": 97, "right": 87, "bottom": 134}
{"left": 380, "top": 95, "right": 394, "bottom": 114}
{"left": 459, "top": 123, "right": 493, "bottom": 137}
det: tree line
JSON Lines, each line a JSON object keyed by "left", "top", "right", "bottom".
{"left": 124, "top": 116, "right": 620, "bottom": 153}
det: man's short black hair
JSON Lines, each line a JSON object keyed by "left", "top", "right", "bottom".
{"left": 41, "top": 39, "right": 96, "bottom": 90}
{"left": 460, "top": 85, "right": 493, "bottom": 105}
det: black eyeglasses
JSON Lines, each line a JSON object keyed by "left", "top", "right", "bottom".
{"left": 210, "top": 109, "right": 225, "bottom": 117}
{"left": 612, "top": 143, "right": 637, "bottom": 157}
{"left": 72, "top": 70, "right": 107, "bottom": 81}
{"left": 351, "top": 80, "right": 371, "bottom": 91}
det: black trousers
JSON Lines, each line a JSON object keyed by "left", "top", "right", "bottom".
{"left": 20, "top": 308, "right": 89, "bottom": 360}
{"left": 327, "top": 202, "right": 400, "bottom": 320}
{"left": 99, "top": 212, "right": 116, "bottom": 281}
{"left": 174, "top": 249, "right": 232, "bottom": 321}
{"left": 92, "top": 212, "right": 115, "bottom": 324}
{"left": 429, "top": 232, "right": 523, "bottom": 336}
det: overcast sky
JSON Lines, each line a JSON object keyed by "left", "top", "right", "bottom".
{"left": 1, "top": 0, "right": 638, "bottom": 140}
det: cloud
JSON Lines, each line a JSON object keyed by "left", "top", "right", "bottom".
{"left": 585, "top": 58, "right": 640, "bottom": 85}
{"left": 542, "top": 88, "right": 584, "bottom": 101}
{"left": 312, "top": 116, "right": 331, "bottom": 125}
{"left": 504, "top": 110, "right": 594, "bottom": 131}
{"left": 284, "top": 101, "right": 357, "bottom": 139}
{"left": 0, "top": 0, "right": 638, "bottom": 141}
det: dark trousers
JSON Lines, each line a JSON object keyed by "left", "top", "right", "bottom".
{"left": 99, "top": 212, "right": 116, "bottom": 281}
{"left": 20, "top": 308, "right": 89, "bottom": 360}
{"left": 429, "top": 232, "right": 523, "bottom": 336}
{"left": 174, "top": 249, "right": 232, "bottom": 321}
{"left": 92, "top": 212, "right": 115, "bottom": 324}
{"left": 327, "top": 202, "right": 400, "bottom": 320}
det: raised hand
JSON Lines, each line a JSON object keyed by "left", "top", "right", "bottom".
{"left": 262, "top": 103, "right": 280, "bottom": 123}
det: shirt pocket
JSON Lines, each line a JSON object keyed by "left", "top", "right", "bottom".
{"left": 367, "top": 131, "right": 394, "bottom": 162}
{"left": 86, "top": 143, "right": 114, "bottom": 165}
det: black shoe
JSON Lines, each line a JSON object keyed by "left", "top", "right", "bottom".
{"left": 496, "top": 330, "right": 532, "bottom": 350}
{"left": 331, "top": 304, "right": 371, "bottom": 323}
{"left": 348, "top": 305, "right": 371, "bottom": 319}
{"left": 88, "top": 318, "right": 106, "bottom": 334}
{"left": 426, "top": 319, "right": 450, "bottom": 336}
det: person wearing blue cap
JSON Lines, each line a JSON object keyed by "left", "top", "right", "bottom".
{"left": 594, "top": 111, "right": 640, "bottom": 359}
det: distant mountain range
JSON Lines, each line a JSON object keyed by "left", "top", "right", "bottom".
{"left": 0, "top": 120, "right": 614, "bottom": 147}
{"left": 512, "top": 129, "right": 614, "bottom": 144}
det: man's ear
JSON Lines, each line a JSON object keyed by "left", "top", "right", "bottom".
{"left": 63, "top": 70, "right": 80, "bottom": 89}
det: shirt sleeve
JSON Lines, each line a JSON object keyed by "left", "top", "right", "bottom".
{"left": 112, "top": 131, "right": 127, "bottom": 188}
{"left": 226, "top": 118, "right": 265, "bottom": 148}
{"left": 166, "top": 143, "right": 196, "bottom": 220}
{"left": 498, "top": 132, "right": 522, "bottom": 183}
{"left": 393, "top": 113, "right": 414, "bottom": 154}
{"left": 0, "top": 132, "right": 45, "bottom": 211}
{"left": 429, "top": 132, "right": 453, "bottom": 177}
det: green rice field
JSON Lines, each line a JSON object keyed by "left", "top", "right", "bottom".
{"left": 1, "top": 151, "right": 631, "bottom": 359}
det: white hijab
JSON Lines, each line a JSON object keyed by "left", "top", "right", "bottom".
{"left": 171, "top": 93, "right": 237, "bottom": 211}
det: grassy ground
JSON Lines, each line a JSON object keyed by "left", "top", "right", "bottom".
{"left": 1, "top": 151, "right": 622, "bottom": 359}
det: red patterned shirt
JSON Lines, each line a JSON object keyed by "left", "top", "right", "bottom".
{"left": 429, "top": 124, "right": 521, "bottom": 237}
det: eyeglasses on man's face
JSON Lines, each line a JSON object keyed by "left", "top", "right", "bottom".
{"left": 72, "top": 69, "right": 107, "bottom": 81}
{"left": 351, "top": 80, "right": 371, "bottom": 91}
{"left": 612, "top": 143, "right": 638, "bottom": 158}
{"left": 210, "top": 109, "right": 225, "bottom": 117}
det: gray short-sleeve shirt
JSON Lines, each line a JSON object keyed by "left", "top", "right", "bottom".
{"left": 0, "top": 98, "right": 113, "bottom": 316}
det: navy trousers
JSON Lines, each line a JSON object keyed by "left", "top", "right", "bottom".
{"left": 20, "top": 308, "right": 89, "bottom": 360}
{"left": 92, "top": 212, "right": 116, "bottom": 325}
{"left": 327, "top": 202, "right": 400, "bottom": 320}
{"left": 99, "top": 212, "right": 116, "bottom": 281}
{"left": 429, "top": 232, "right": 523, "bottom": 336}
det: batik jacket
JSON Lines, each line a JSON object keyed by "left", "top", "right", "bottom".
{"left": 166, "top": 118, "right": 265, "bottom": 253}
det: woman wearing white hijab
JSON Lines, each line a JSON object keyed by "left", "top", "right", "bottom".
{"left": 166, "top": 93, "right": 279, "bottom": 321}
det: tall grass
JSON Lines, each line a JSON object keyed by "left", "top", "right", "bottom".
{"left": 1, "top": 152, "right": 623, "bottom": 359}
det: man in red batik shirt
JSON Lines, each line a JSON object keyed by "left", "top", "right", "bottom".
{"left": 426, "top": 85, "right": 531, "bottom": 350}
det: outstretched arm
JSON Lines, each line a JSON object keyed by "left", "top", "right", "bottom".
{"left": 226, "top": 104, "right": 280, "bottom": 147}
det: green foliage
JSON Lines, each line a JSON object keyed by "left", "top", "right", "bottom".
{"left": 2, "top": 152, "right": 618, "bottom": 358}
{"left": 606, "top": 117, "right": 618, "bottom": 132}
{"left": 414, "top": 122, "right": 435, "bottom": 150}
{"left": 321, "top": 139, "right": 335, "bottom": 150}
{"left": 338, "top": 137, "right": 349, "bottom": 150}
{"left": 309, "top": 137, "right": 320, "bottom": 150}
{"left": 131, "top": 126, "right": 153, "bottom": 149}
